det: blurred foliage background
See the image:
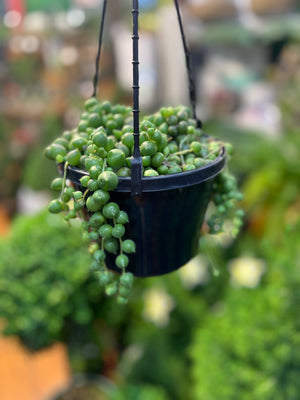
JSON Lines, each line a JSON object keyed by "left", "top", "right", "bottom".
{"left": 1, "top": 0, "right": 300, "bottom": 399}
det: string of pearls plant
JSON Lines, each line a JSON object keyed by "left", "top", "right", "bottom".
{"left": 45, "top": 98, "right": 243, "bottom": 303}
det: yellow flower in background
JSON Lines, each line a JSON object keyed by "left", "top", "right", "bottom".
{"left": 142, "top": 287, "right": 175, "bottom": 328}
{"left": 178, "top": 255, "right": 210, "bottom": 289}
{"left": 228, "top": 256, "right": 266, "bottom": 288}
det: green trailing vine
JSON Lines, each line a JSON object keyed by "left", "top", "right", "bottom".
{"left": 44, "top": 98, "right": 243, "bottom": 303}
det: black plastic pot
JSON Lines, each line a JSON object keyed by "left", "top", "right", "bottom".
{"left": 59, "top": 146, "right": 226, "bottom": 278}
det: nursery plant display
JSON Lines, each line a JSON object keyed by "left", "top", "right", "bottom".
{"left": 44, "top": 97, "right": 243, "bottom": 303}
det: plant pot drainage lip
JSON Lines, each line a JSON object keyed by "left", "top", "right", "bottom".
{"left": 60, "top": 146, "right": 226, "bottom": 193}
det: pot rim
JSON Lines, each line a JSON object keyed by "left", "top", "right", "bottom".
{"left": 59, "top": 146, "right": 226, "bottom": 193}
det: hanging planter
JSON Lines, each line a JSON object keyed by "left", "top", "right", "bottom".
{"left": 45, "top": 0, "right": 243, "bottom": 303}
{"left": 59, "top": 147, "right": 226, "bottom": 278}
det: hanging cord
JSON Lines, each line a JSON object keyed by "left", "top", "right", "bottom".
{"left": 131, "top": 0, "right": 143, "bottom": 197}
{"left": 91, "top": 0, "right": 142, "bottom": 196}
{"left": 92, "top": 0, "right": 108, "bottom": 97}
{"left": 173, "top": 0, "right": 202, "bottom": 129}
{"left": 91, "top": 0, "right": 196, "bottom": 195}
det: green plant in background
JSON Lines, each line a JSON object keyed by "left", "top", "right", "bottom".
{"left": 0, "top": 211, "right": 100, "bottom": 350}
{"left": 0, "top": 209, "right": 136, "bottom": 374}
{"left": 189, "top": 220, "right": 300, "bottom": 400}
{"left": 44, "top": 97, "right": 243, "bottom": 303}
{"left": 110, "top": 383, "right": 170, "bottom": 400}
{"left": 185, "top": 85, "right": 300, "bottom": 398}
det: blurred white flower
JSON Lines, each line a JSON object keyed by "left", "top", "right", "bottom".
{"left": 228, "top": 256, "right": 266, "bottom": 288}
{"left": 143, "top": 287, "right": 175, "bottom": 328}
{"left": 178, "top": 255, "right": 210, "bottom": 289}
{"left": 21, "top": 35, "right": 40, "bottom": 53}
{"left": 59, "top": 46, "right": 79, "bottom": 66}
{"left": 66, "top": 8, "right": 85, "bottom": 28}
{"left": 3, "top": 11, "right": 22, "bottom": 28}
{"left": 23, "top": 12, "right": 50, "bottom": 32}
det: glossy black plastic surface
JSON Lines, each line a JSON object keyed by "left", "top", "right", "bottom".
{"left": 107, "top": 181, "right": 213, "bottom": 277}
{"left": 64, "top": 147, "right": 226, "bottom": 193}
